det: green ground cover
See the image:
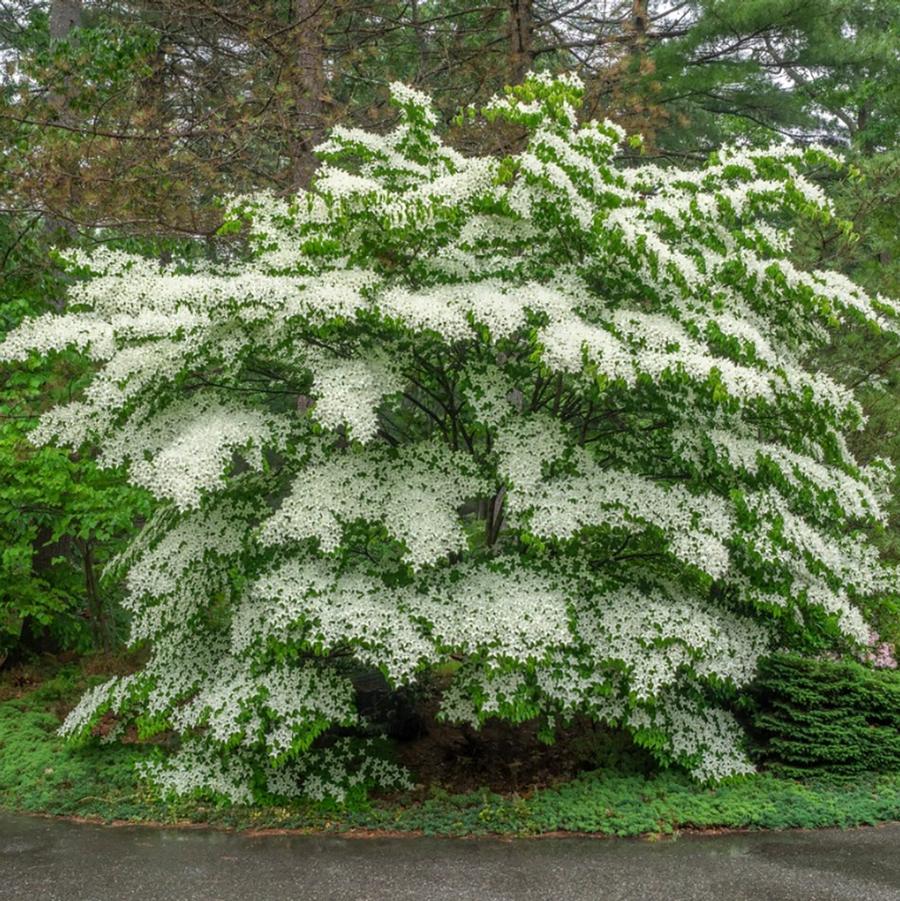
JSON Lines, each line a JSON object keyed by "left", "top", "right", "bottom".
{"left": 1, "top": 663, "right": 898, "bottom": 837}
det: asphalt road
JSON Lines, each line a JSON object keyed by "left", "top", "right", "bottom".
{"left": 1, "top": 811, "right": 898, "bottom": 901}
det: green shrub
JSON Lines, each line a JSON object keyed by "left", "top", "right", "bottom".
{"left": 748, "top": 654, "right": 900, "bottom": 778}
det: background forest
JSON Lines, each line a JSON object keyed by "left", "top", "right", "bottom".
{"left": 0, "top": 0, "right": 898, "bottom": 797}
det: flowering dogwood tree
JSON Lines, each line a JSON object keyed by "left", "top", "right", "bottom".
{"left": 4, "top": 74, "right": 898, "bottom": 801}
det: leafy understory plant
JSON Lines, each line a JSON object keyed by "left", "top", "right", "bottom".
{"left": 4, "top": 74, "right": 898, "bottom": 802}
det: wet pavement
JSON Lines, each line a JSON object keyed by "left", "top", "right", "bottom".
{"left": 1, "top": 812, "right": 898, "bottom": 900}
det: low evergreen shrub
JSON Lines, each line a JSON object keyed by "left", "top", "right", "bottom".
{"left": 749, "top": 654, "right": 900, "bottom": 778}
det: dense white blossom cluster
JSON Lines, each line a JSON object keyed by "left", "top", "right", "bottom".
{"left": 260, "top": 442, "right": 487, "bottom": 568}
{"left": 23, "top": 73, "right": 896, "bottom": 797}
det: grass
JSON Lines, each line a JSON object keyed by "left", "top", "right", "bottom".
{"left": 1, "top": 662, "right": 899, "bottom": 837}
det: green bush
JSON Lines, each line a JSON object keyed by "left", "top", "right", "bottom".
{"left": 749, "top": 654, "right": 900, "bottom": 778}
{"left": 0, "top": 219, "right": 152, "bottom": 662}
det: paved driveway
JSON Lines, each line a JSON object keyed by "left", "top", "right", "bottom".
{"left": 1, "top": 812, "right": 898, "bottom": 900}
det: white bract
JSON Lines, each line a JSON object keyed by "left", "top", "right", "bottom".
{"left": 5, "top": 74, "right": 896, "bottom": 799}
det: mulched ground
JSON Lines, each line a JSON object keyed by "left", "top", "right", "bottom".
{"left": 358, "top": 673, "right": 653, "bottom": 794}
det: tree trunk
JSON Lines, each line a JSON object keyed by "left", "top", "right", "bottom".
{"left": 629, "top": 0, "right": 649, "bottom": 57}
{"left": 855, "top": 99, "right": 875, "bottom": 156}
{"left": 46, "top": 0, "right": 83, "bottom": 237}
{"left": 508, "top": 0, "right": 534, "bottom": 84}
{"left": 48, "top": 0, "right": 83, "bottom": 116}
{"left": 78, "top": 539, "right": 114, "bottom": 653}
{"left": 410, "top": 0, "right": 429, "bottom": 76}
{"left": 49, "top": 0, "right": 82, "bottom": 43}
{"left": 290, "top": 0, "right": 327, "bottom": 189}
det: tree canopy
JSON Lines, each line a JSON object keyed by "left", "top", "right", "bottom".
{"left": 1, "top": 74, "right": 896, "bottom": 799}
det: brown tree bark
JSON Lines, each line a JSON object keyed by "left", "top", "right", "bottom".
{"left": 508, "top": 0, "right": 534, "bottom": 84}
{"left": 77, "top": 538, "right": 114, "bottom": 653}
{"left": 290, "top": 0, "right": 327, "bottom": 188}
